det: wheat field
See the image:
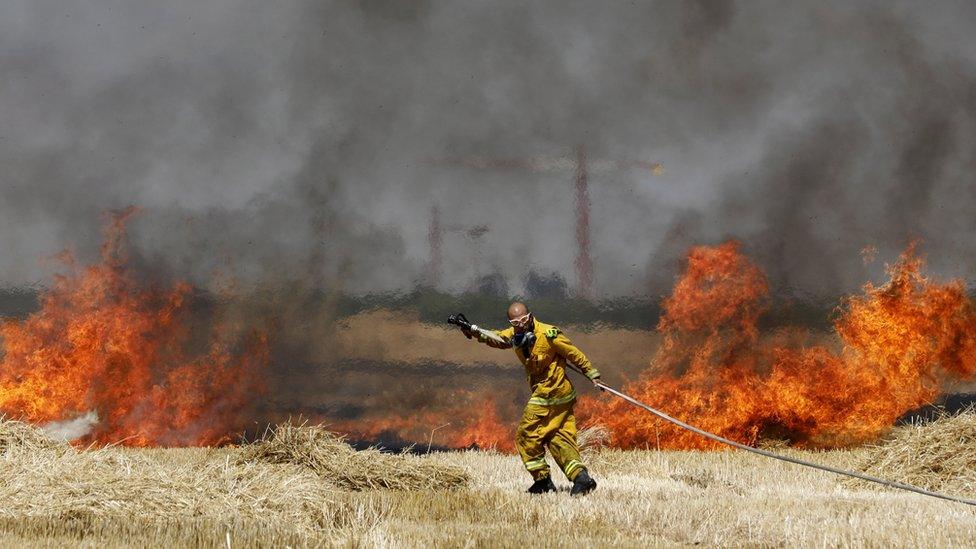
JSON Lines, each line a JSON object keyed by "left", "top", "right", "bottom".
{"left": 2, "top": 433, "right": 975, "bottom": 548}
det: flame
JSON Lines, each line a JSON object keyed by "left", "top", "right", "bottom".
{"left": 332, "top": 392, "right": 514, "bottom": 452}
{"left": 579, "top": 240, "right": 976, "bottom": 449}
{"left": 447, "top": 396, "right": 512, "bottom": 450}
{"left": 0, "top": 207, "right": 269, "bottom": 446}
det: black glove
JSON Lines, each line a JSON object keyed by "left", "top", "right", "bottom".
{"left": 447, "top": 313, "right": 474, "bottom": 339}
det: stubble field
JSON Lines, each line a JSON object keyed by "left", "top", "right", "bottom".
{"left": 2, "top": 433, "right": 974, "bottom": 548}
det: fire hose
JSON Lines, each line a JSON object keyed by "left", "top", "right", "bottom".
{"left": 447, "top": 313, "right": 976, "bottom": 507}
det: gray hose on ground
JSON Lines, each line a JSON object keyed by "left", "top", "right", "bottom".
{"left": 582, "top": 374, "right": 976, "bottom": 507}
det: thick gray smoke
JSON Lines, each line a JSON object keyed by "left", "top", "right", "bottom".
{"left": 2, "top": 1, "right": 976, "bottom": 299}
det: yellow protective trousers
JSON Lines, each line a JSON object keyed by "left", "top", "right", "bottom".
{"left": 516, "top": 400, "right": 585, "bottom": 482}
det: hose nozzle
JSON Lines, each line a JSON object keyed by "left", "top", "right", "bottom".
{"left": 447, "top": 313, "right": 472, "bottom": 331}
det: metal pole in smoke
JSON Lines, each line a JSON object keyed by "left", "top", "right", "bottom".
{"left": 426, "top": 205, "right": 442, "bottom": 288}
{"left": 423, "top": 150, "right": 662, "bottom": 298}
{"left": 574, "top": 145, "right": 593, "bottom": 299}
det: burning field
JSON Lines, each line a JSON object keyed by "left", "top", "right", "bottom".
{"left": 2, "top": 210, "right": 976, "bottom": 454}
{"left": 2, "top": 212, "right": 976, "bottom": 545}
{"left": 0, "top": 208, "right": 270, "bottom": 447}
{"left": 8, "top": 0, "right": 976, "bottom": 544}
{"left": 301, "top": 238, "right": 976, "bottom": 454}
{"left": 580, "top": 240, "right": 976, "bottom": 450}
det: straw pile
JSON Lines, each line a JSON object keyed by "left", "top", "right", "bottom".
{"left": 0, "top": 417, "right": 464, "bottom": 543}
{"left": 0, "top": 419, "right": 333, "bottom": 535}
{"left": 845, "top": 411, "right": 976, "bottom": 497}
{"left": 577, "top": 424, "right": 610, "bottom": 455}
{"left": 240, "top": 422, "right": 470, "bottom": 491}
{"left": 0, "top": 417, "right": 68, "bottom": 454}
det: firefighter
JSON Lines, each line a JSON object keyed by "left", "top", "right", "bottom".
{"left": 461, "top": 301, "right": 600, "bottom": 495}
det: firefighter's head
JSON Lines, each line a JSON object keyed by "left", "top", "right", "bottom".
{"left": 508, "top": 301, "right": 533, "bottom": 333}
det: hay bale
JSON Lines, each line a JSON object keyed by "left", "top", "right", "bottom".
{"left": 240, "top": 423, "right": 469, "bottom": 491}
{"left": 846, "top": 411, "right": 976, "bottom": 497}
{"left": 0, "top": 417, "right": 68, "bottom": 454}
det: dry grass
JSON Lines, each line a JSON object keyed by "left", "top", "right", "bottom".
{"left": 0, "top": 417, "right": 68, "bottom": 453}
{"left": 845, "top": 411, "right": 976, "bottom": 498}
{"left": 2, "top": 418, "right": 976, "bottom": 547}
{"left": 577, "top": 424, "right": 610, "bottom": 455}
{"left": 0, "top": 419, "right": 460, "bottom": 546}
{"left": 0, "top": 432, "right": 333, "bottom": 543}
{"left": 240, "top": 422, "right": 469, "bottom": 491}
{"left": 396, "top": 448, "right": 976, "bottom": 547}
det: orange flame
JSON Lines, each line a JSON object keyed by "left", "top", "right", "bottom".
{"left": 447, "top": 396, "right": 513, "bottom": 451}
{"left": 0, "top": 207, "right": 269, "bottom": 446}
{"left": 580, "top": 240, "right": 976, "bottom": 449}
{"left": 332, "top": 392, "right": 514, "bottom": 452}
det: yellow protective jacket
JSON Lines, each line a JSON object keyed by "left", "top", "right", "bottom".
{"left": 476, "top": 319, "right": 600, "bottom": 406}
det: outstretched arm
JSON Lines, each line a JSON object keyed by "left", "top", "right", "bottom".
{"left": 472, "top": 326, "right": 515, "bottom": 349}
{"left": 548, "top": 328, "right": 601, "bottom": 382}
{"left": 449, "top": 313, "right": 513, "bottom": 349}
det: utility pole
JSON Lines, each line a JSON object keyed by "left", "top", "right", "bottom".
{"left": 425, "top": 148, "right": 661, "bottom": 298}
{"left": 573, "top": 146, "right": 594, "bottom": 298}
{"left": 426, "top": 205, "right": 442, "bottom": 288}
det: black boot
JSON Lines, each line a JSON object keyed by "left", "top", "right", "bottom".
{"left": 570, "top": 469, "right": 597, "bottom": 496}
{"left": 527, "top": 476, "right": 556, "bottom": 494}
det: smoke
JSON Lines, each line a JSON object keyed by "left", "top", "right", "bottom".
{"left": 40, "top": 412, "right": 98, "bottom": 441}
{"left": 2, "top": 1, "right": 976, "bottom": 299}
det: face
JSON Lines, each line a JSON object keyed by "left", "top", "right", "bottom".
{"left": 508, "top": 311, "right": 533, "bottom": 333}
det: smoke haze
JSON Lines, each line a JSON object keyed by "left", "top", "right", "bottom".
{"left": 2, "top": 1, "right": 976, "bottom": 299}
